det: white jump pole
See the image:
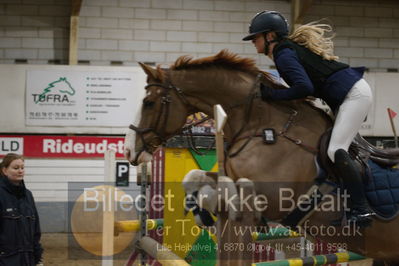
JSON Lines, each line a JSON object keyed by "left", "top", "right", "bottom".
{"left": 214, "top": 104, "right": 252, "bottom": 265}
{"left": 102, "top": 149, "right": 116, "bottom": 266}
{"left": 137, "top": 236, "right": 189, "bottom": 266}
{"left": 214, "top": 104, "right": 227, "bottom": 176}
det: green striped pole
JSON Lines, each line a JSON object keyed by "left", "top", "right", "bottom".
{"left": 252, "top": 251, "right": 366, "bottom": 266}
{"left": 206, "top": 227, "right": 301, "bottom": 242}
{"left": 253, "top": 227, "right": 300, "bottom": 241}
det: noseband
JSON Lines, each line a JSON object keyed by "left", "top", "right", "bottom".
{"left": 128, "top": 71, "right": 263, "bottom": 164}
{"left": 128, "top": 74, "right": 193, "bottom": 164}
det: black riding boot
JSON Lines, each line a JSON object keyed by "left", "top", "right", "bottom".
{"left": 334, "top": 149, "right": 375, "bottom": 227}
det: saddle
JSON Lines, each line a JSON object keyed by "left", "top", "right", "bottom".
{"left": 318, "top": 128, "right": 399, "bottom": 180}
{"left": 317, "top": 129, "right": 399, "bottom": 220}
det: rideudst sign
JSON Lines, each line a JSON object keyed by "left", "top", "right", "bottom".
{"left": 25, "top": 69, "right": 145, "bottom": 127}
{"left": 0, "top": 135, "right": 125, "bottom": 158}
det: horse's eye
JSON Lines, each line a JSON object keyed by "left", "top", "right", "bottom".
{"left": 143, "top": 98, "right": 155, "bottom": 108}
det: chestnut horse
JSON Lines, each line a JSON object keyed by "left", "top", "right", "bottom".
{"left": 124, "top": 50, "right": 399, "bottom": 263}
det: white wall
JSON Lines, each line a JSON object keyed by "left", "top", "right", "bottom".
{"left": 0, "top": 0, "right": 398, "bottom": 71}
{"left": 0, "top": 64, "right": 398, "bottom": 136}
{"left": 371, "top": 73, "right": 399, "bottom": 136}
{"left": 356, "top": 72, "right": 399, "bottom": 137}
{"left": 24, "top": 158, "right": 138, "bottom": 202}
{"left": 0, "top": 64, "right": 146, "bottom": 134}
{"left": 23, "top": 158, "right": 139, "bottom": 232}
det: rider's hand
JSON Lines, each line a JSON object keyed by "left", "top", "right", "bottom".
{"left": 260, "top": 83, "right": 274, "bottom": 100}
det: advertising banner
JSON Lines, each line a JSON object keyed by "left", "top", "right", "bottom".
{"left": 26, "top": 70, "right": 145, "bottom": 127}
{"left": 0, "top": 135, "right": 125, "bottom": 158}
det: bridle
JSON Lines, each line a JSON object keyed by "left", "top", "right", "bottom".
{"left": 128, "top": 72, "right": 195, "bottom": 165}
{"left": 129, "top": 71, "right": 263, "bottom": 164}
{"left": 128, "top": 70, "right": 263, "bottom": 165}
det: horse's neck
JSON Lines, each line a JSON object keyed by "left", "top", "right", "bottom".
{"left": 224, "top": 99, "right": 331, "bottom": 144}
{"left": 172, "top": 69, "right": 331, "bottom": 142}
{"left": 172, "top": 69, "right": 259, "bottom": 139}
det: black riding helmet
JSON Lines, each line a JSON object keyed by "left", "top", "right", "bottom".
{"left": 242, "top": 11, "right": 289, "bottom": 41}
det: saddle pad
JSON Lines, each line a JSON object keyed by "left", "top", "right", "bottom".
{"left": 365, "top": 160, "right": 399, "bottom": 220}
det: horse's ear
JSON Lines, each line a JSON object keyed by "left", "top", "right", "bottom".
{"left": 138, "top": 62, "right": 159, "bottom": 80}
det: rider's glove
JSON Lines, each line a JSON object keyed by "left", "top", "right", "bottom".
{"left": 260, "top": 83, "right": 274, "bottom": 100}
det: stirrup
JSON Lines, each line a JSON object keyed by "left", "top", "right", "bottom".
{"left": 347, "top": 209, "right": 376, "bottom": 227}
{"left": 355, "top": 212, "right": 375, "bottom": 218}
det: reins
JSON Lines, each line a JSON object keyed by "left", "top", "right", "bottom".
{"left": 129, "top": 69, "right": 318, "bottom": 165}
{"left": 129, "top": 69, "right": 262, "bottom": 156}
{"left": 277, "top": 108, "right": 318, "bottom": 154}
{"left": 128, "top": 70, "right": 197, "bottom": 163}
{"left": 227, "top": 73, "right": 262, "bottom": 158}
{"left": 228, "top": 104, "right": 319, "bottom": 156}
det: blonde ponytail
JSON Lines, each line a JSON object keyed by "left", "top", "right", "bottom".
{"left": 288, "top": 21, "right": 338, "bottom": 61}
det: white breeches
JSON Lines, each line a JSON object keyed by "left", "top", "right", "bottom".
{"left": 327, "top": 78, "right": 373, "bottom": 163}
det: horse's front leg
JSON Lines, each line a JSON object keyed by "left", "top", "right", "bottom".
{"left": 182, "top": 170, "right": 244, "bottom": 224}
{"left": 182, "top": 169, "right": 218, "bottom": 226}
{"left": 235, "top": 177, "right": 262, "bottom": 223}
{"left": 182, "top": 170, "right": 261, "bottom": 226}
{"left": 182, "top": 169, "right": 217, "bottom": 195}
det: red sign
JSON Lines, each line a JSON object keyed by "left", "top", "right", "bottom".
{"left": 0, "top": 135, "right": 125, "bottom": 158}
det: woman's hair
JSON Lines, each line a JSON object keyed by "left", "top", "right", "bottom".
{"left": 0, "top": 153, "right": 24, "bottom": 170}
{"left": 288, "top": 21, "right": 338, "bottom": 61}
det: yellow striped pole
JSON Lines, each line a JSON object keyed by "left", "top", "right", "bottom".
{"left": 252, "top": 251, "right": 365, "bottom": 266}
{"left": 114, "top": 219, "right": 163, "bottom": 235}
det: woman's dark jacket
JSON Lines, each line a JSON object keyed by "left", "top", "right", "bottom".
{"left": 0, "top": 176, "right": 43, "bottom": 265}
{"left": 261, "top": 39, "right": 364, "bottom": 112}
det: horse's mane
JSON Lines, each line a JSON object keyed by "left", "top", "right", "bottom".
{"left": 167, "top": 49, "right": 285, "bottom": 90}
{"left": 170, "top": 49, "right": 260, "bottom": 74}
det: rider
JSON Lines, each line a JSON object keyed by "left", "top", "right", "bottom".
{"left": 243, "top": 11, "right": 375, "bottom": 226}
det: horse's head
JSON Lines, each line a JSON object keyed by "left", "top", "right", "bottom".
{"left": 124, "top": 63, "right": 192, "bottom": 165}
{"left": 56, "top": 77, "right": 75, "bottom": 96}
{"left": 125, "top": 50, "right": 286, "bottom": 165}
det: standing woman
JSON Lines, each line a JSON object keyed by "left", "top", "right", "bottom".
{"left": 0, "top": 153, "right": 43, "bottom": 265}
{"left": 243, "top": 11, "right": 375, "bottom": 226}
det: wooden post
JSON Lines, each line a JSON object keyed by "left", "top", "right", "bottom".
{"left": 291, "top": 0, "right": 301, "bottom": 32}
{"left": 138, "top": 162, "right": 151, "bottom": 265}
{"left": 69, "top": 16, "right": 79, "bottom": 65}
{"left": 102, "top": 149, "right": 116, "bottom": 266}
{"left": 291, "top": 0, "right": 314, "bottom": 32}
{"left": 69, "top": 0, "right": 82, "bottom": 65}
